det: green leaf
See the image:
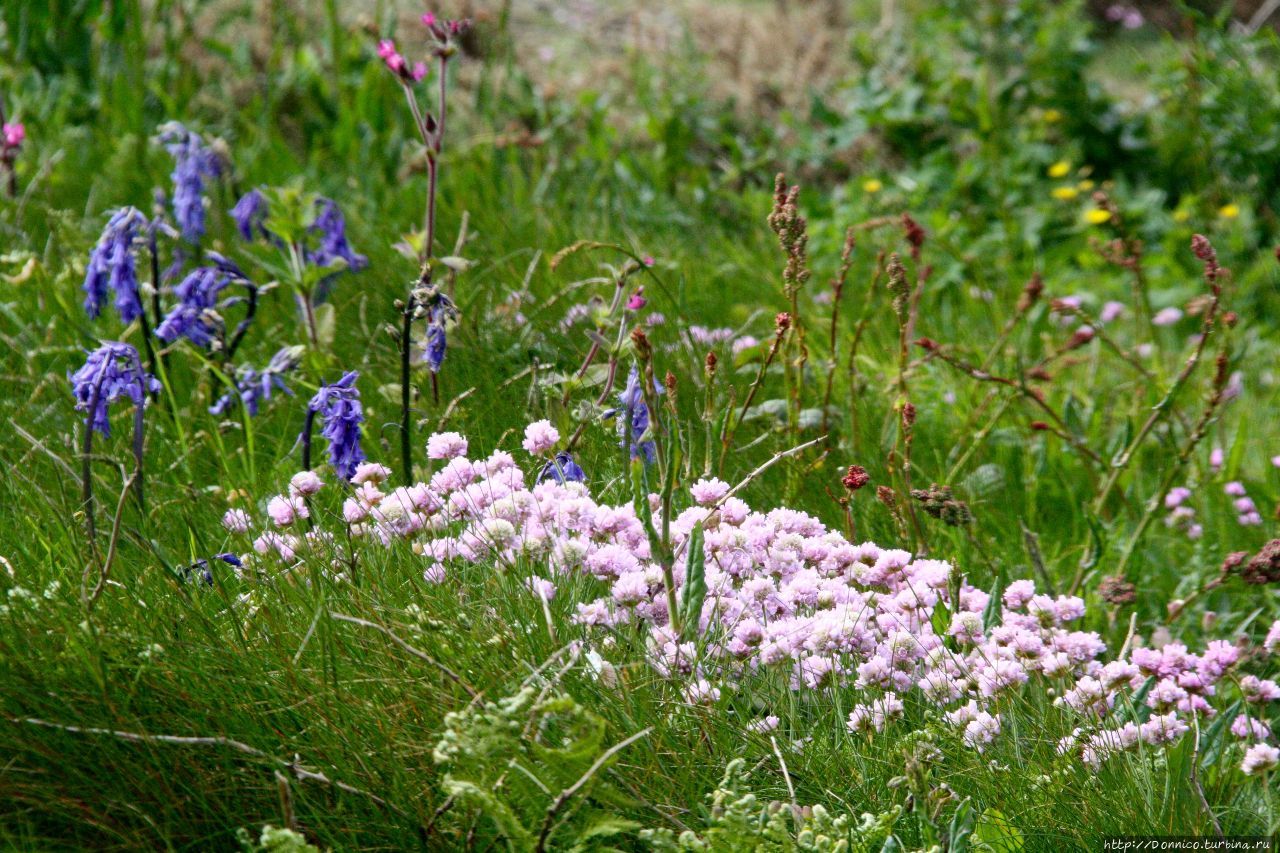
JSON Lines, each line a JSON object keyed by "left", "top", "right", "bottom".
{"left": 1199, "top": 699, "right": 1241, "bottom": 771}
{"left": 312, "top": 302, "right": 335, "bottom": 349}
{"left": 948, "top": 798, "right": 977, "bottom": 853}
{"left": 679, "top": 522, "right": 707, "bottom": 641}
{"left": 982, "top": 577, "right": 1003, "bottom": 631}
{"left": 442, "top": 778, "right": 533, "bottom": 848}
{"left": 973, "top": 808, "right": 1024, "bottom": 852}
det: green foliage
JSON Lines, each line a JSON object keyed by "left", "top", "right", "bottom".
{"left": 641, "top": 759, "right": 907, "bottom": 852}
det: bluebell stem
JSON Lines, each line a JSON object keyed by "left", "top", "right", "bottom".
{"left": 305, "top": 371, "right": 366, "bottom": 480}
{"left": 83, "top": 207, "right": 147, "bottom": 322}
{"left": 209, "top": 346, "right": 302, "bottom": 417}
{"left": 69, "top": 342, "right": 160, "bottom": 541}
{"left": 380, "top": 15, "right": 470, "bottom": 485}
{"left": 157, "top": 122, "right": 220, "bottom": 243}
{"left": 538, "top": 452, "right": 587, "bottom": 484}
{"left": 230, "top": 188, "right": 269, "bottom": 241}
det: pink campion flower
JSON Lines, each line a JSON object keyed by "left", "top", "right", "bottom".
{"left": 1153, "top": 307, "right": 1183, "bottom": 326}
{"left": 421, "top": 12, "right": 437, "bottom": 26}
{"left": 426, "top": 431, "right": 468, "bottom": 460}
{"left": 642, "top": 255, "right": 655, "bottom": 267}
{"left": 410, "top": 62, "right": 427, "bottom": 82}
{"left": 267, "top": 494, "right": 308, "bottom": 527}
{"left": 289, "top": 470, "right": 324, "bottom": 497}
{"left": 522, "top": 419, "right": 560, "bottom": 455}
{"left": 626, "top": 289, "right": 647, "bottom": 311}
{"left": 2, "top": 123, "right": 23, "bottom": 149}
{"left": 377, "top": 39, "right": 397, "bottom": 59}
{"left": 222, "top": 508, "right": 251, "bottom": 533}
{"left": 1241, "top": 743, "right": 1279, "bottom": 776}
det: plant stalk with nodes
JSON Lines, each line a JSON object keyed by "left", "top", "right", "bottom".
{"left": 380, "top": 14, "right": 471, "bottom": 484}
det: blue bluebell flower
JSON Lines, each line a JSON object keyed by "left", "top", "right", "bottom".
{"left": 158, "top": 122, "right": 220, "bottom": 243}
{"left": 155, "top": 267, "right": 229, "bottom": 347}
{"left": 68, "top": 342, "right": 161, "bottom": 436}
{"left": 538, "top": 452, "right": 587, "bottom": 484}
{"left": 418, "top": 289, "right": 457, "bottom": 374}
{"left": 308, "top": 371, "right": 366, "bottom": 480}
{"left": 83, "top": 207, "right": 147, "bottom": 322}
{"left": 182, "top": 553, "right": 242, "bottom": 585}
{"left": 209, "top": 346, "right": 301, "bottom": 417}
{"left": 612, "top": 365, "right": 658, "bottom": 463}
{"left": 230, "top": 188, "right": 269, "bottom": 241}
{"left": 307, "top": 198, "right": 367, "bottom": 272}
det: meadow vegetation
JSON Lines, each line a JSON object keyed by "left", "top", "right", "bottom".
{"left": 1, "top": 1, "right": 1280, "bottom": 849}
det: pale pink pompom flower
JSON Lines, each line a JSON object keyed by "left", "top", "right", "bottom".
{"left": 267, "top": 494, "right": 308, "bottom": 527}
{"left": 222, "top": 508, "right": 251, "bottom": 534}
{"left": 426, "top": 431, "right": 468, "bottom": 460}
{"left": 289, "top": 470, "right": 324, "bottom": 497}
{"left": 522, "top": 420, "right": 560, "bottom": 456}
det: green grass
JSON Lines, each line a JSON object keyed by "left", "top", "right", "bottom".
{"left": 1, "top": 1, "right": 1278, "bottom": 849}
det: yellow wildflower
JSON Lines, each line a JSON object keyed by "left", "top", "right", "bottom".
{"left": 1048, "top": 161, "right": 1071, "bottom": 178}
{"left": 1078, "top": 180, "right": 1095, "bottom": 191}
{"left": 1085, "top": 209, "right": 1111, "bottom": 225}
{"left": 862, "top": 179, "right": 883, "bottom": 194}
{"left": 1218, "top": 203, "right": 1240, "bottom": 219}
{"left": 1043, "top": 109, "right": 1063, "bottom": 123}
{"left": 1052, "top": 186, "right": 1079, "bottom": 201}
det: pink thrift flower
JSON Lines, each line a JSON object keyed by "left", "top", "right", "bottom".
{"left": 1210, "top": 446, "right": 1225, "bottom": 471}
{"left": 426, "top": 431, "right": 468, "bottom": 460}
{"left": 1241, "top": 743, "right": 1279, "bottom": 776}
{"left": 351, "top": 462, "right": 392, "bottom": 485}
{"left": 222, "top": 508, "right": 250, "bottom": 533}
{"left": 1153, "top": 307, "right": 1183, "bottom": 326}
{"left": 423, "top": 562, "right": 446, "bottom": 584}
{"left": 521, "top": 420, "right": 560, "bottom": 455}
{"left": 1265, "top": 619, "right": 1280, "bottom": 654}
{"left": 1225, "top": 481, "right": 1247, "bottom": 497}
{"left": 267, "top": 494, "right": 308, "bottom": 527}
{"left": 289, "top": 470, "right": 324, "bottom": 497}
{"left": 689, "top": 477, "right": 730, "bottom": 506}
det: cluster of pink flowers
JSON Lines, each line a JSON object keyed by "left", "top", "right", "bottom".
{"left": 1164, "top": 486, "right": 1202, "bottom": 539}
{"left": 1225, "top": 481, "right": 1263, "bottom": 526}
{"left": 218, "top": 425, "right": 1280, "bottom": 775}
{"left": 2, "top": 122, "right": 22, "bottom": 150}
{"left": 377, "top": 40, "right": 427, "bottom": 82}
